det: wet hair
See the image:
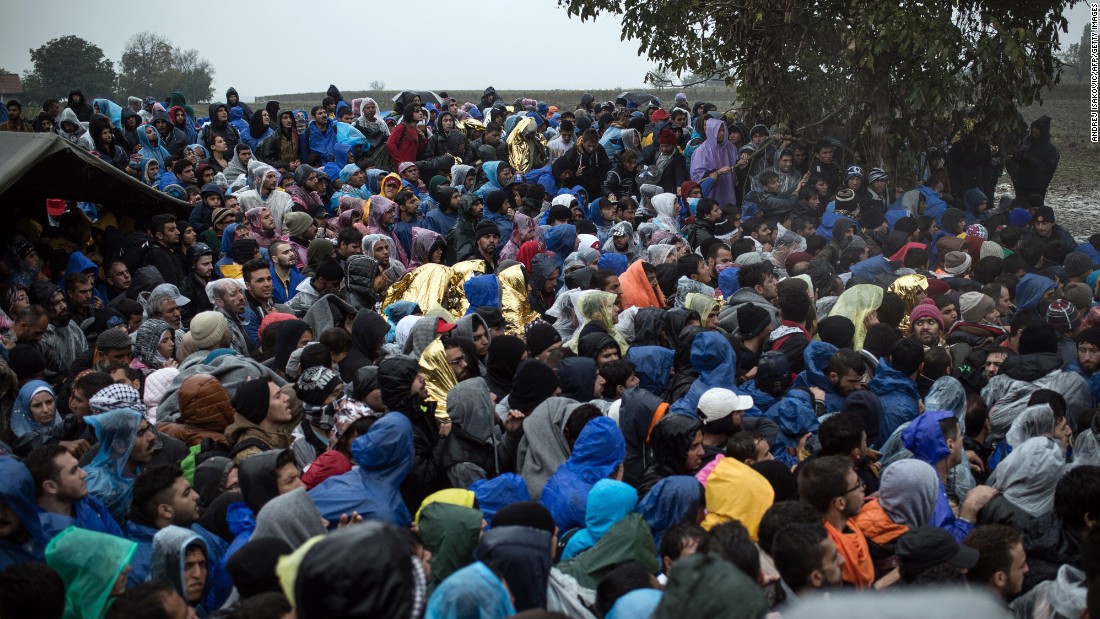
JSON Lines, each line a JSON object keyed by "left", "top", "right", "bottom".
{"left": 818, "top": 411, "right": 865, "bottom": 457}
{"left": 922, "top": 346, "right": 952, "bottom": 380}
{"left": 0, "top": 562, "right": 66, "bottom": 619}
{"left": 757, "top": 500, "right": 822, "bottom": 556}
{"left": 594, "top": 563, "right": 655, "bottom": 618}
{"left": 777, "top": 286, "right": 811, "bottom": 323}
{"left": 725, "top": 430, "right": 766, "bottom": 462}
{"left": 771, "top": 523, "right": 831, "bottom": 592}
{"left": 701, "top": 520, "right": 760, "bottom": 579}
{"left": 797, "top": 455, "right": 853, "bottom": 513}
{"left": 319, "top": 327, "right": 352, "bottom": 355}
{"left": 964, "top": 393, "right": 990, "bottom": 439}
{"left": 131, "top": 464, "right": 185, "bottom": 524}
{"left": 563, "top": 403, "right": 603, "bottom": 448}
{"left": 598, "top": 359, "right": 635, "bottom": 398}
{"left": 1056, "top": 465, "right": 1100, "bottom": 529}
{"left": 963, "top": 524, "right": 1023, "bottom": 586}
{"left": 660, "top": 522, "right": 707, "bottom": 565}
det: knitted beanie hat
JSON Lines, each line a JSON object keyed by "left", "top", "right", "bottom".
{"left": 959, "top": 292, "right": 995, "bottom": 323}
{"left": 190, "top": 311, "right": 228, "bottom": 349}
{"left": 909, "top": 299, "right": 944, "bottom": 332}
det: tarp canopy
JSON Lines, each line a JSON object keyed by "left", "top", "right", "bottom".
{"left": 0, "top": 132, "right": 191, "bottom": 217}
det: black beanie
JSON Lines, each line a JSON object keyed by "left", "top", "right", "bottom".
{"left": 8, "top": 344, "right": 46, "bottom": 382}
{"left": 227, "top": 536, "right": 293, "bottom": 598}
{"left": 492, "top": 501, "right": 557, "bottom": 533}
{"left": 817, "top": 315, "right": 855, "bottom": 350}
{"left": 508, "top": 360, "right": 560, "bottom": 413}
{"left": 862, "top": 323, "right": 899, "bottom": 359}
{"left": 475, "top": 219, "right": 502, "bottom": 241}
{"left": 232, "top": 378, "right": 272, "bottom": 424}
{"left": 525, "top": 322, "right": 562, "bottom": 357}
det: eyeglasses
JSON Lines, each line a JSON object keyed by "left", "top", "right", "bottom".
{"left": 448, "top": 356, "right": 467, "bottom": 368}
{"left": 846, "top": 479, "right": 866, "bottom": 494}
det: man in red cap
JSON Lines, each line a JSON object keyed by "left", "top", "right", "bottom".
{"left": 642, "top": 127, "right": 688, "bottom": 194}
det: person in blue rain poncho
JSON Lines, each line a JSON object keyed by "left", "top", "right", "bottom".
{"left": 792, "top": 340, "right": 850, "bottom": 414}
{"left": 425, "top": 561, "right": 517, "bottom": 619}
{"left": 900, "top": 409, "right": 998, "bottom": 543}
{"left": 544, "top": 223, "right": 579, "bottom": 271}
{"left": 540, "top": 417, "right": 626, "bottom": 533}
{"left": 309, "top": 411, "right": 414, "bottom": 527}
{"left": 464, "top": 274, "right": 500, "bottom": 315}
{"left": 636, "top": 475, "right": 703, "bottom": 552}
{"left": 867, "top": 339, "right": 923, "bottom": 448}
{"left": 28, "top": 444, "right": 124, "bottom": 540}
{"left": 83, "top": 408, "right": 149, "bottom": 524}
{"left": 0, "top": 457, "right": 50, "bottom": 570}
{"left": 766, "top": 388, "right": 820, "bottom": 466}
{"left": 475, "top": 161, "right": 514, "bottom": 199}
{"left": 300, "top": 106, "right": 339, "bottom": 164}
{"left": 626, "top": 308, "right": 675, "bottom": 396}
{"left": 137, "top": 123, "right": 170, "bottom": 166}
{"left": 670, "top": 331, "right": 760, "bottom": 417}
{"left": 561, "top": 478, "right": 639, "bottom": 559}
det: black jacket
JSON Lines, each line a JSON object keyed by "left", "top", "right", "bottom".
{"left": 1007, "top": 115, "right": 1059, "bottom": 199}
{"left": 553, "top": 143, "right": 611, "bottom": 198}
{"left": 378, "top": 356, "right": 444, "bottom": 513}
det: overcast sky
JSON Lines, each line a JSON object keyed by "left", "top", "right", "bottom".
{"left": 1, "top": 0, "right": 1094, "bottom": 101}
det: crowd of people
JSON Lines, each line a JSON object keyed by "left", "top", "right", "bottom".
{"left": 0, "top": 82, "right": 1095, "bottom": 619}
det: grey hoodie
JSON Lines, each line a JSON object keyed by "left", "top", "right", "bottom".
{"left": 515, "top": 397, "right": 584, "bottom": 500}
{"left": 150, "top": 525, "right": 209, "bottom": 605}
{"left": 253, "top": 487, "right": 326, "bottom": 548}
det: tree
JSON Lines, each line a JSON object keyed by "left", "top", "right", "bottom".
{"left": 559, "top": 0, "right": 1073, "bottom": 183}
{"left": 369, "top": 80, "right": 386, "bottom": 91}
{"left": 22, "top": 36, "right": 116, "bottom": 105}
{"left": 117, "top": 32, "right": 215, "bottom": 103}
{"left": 1057, "top": 43, "right": 1086, "bottom": 80}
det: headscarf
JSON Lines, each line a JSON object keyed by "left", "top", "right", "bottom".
{"left": 136, "top": 123, "right": 169, "bottom": 165}
{"left": 566, "top": 290, "right": 629, "bottom": 354}
{"left": 246, "top": 207, "right": 280, "bottom": 248}
{"left": 11, "top": 380, "right": 60, "bottom": 437}
{"left": 652, "top": 194, "right": 680, "bottom": 233}
{"left": 132, "top": 318, "right": 173, "bottom": 370}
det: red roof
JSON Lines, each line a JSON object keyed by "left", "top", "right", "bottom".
{"left": 0, "top": 74, "right": 23, "bottom": 94}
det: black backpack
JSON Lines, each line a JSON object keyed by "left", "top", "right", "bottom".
{"left": 119, "top": 231, "right": 153, "bottom": 274}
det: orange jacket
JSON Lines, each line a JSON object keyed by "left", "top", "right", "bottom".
{"left": 824, "top": 519, "right": 875, "bottom": 589}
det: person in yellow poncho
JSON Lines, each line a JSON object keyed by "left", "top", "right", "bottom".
{"left": 700, "top": 456, "right": 775, "bottom": 541}
{"left": 828, "top": 284, "right": 884, "bottom": 351}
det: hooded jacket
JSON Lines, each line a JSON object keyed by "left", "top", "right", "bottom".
{"left": 638, "top": 414, "right": 703, "bottom": 497}
{"left": 1014, "top": 273, "right": 1056, "bottom": 313}
{"left": 84, "top": 408, "right": 144, "bottom": 523}
{"left": 46, "top": 527, "right": 137, "bottom": 619}
{"left": 308, "top": 412, "right": 414, "bottom": 526}
{"left": 445, "top": 194, "right": 481, "bottom": 264}
{"left": 152, "top": 109, "right": 188, "bottom": 157}
{"left": 540, "top": 417, "right": 627, "bottom": 533}
{"left": 442, "top": 378, "right": 514, "bottom": 487}
{"left": 475, "top": 525, "right": 553, "bottom": 611}
{"left": 338, "top": 310, "right": 389, "bottom": 382}
{"left": 617, "top": 388, "right": 669, "bottom": 487}
{"left": 0, "top": 457, "right": 48, "bottom": 569}
{"left": 1007, "top": 115, "right": 1060, "bottom": 198}
{"left": 700, "top": 457, "right": 774, "bottom": 540}
{"left": 982, "top": 352, "right": 1093, "bottom": 441}
{"left": 293, "top": 521, "right": 426, "bottom": 619}
{"left": 150, "top": 526, "right": 211, "bottom": 611}
{"left": 378, "top": 355, "right": 444, "bottom": 513}
{"left": 987, "top": 436, "right": 1064, "bottom": 519}
{"left": 561, "top": 479, "right": 638, "bottom": 560}
{"left": 516, "top": 397, "right": 585, "bottom": 500}
{"left": 670, "top": 332, "right": 758, "bottom": 416}
{"left": 202, "top": 103, "right": 240, "bottom": 152}
{"left": 867, "top": 358, "right": 921, "bottom": 447}
{"left": 157, "top": 374, "right": 235, "bottom": 447}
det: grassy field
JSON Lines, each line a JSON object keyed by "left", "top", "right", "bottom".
{"left": 1019, "top": 80, "right": 1098, "bottom": 186}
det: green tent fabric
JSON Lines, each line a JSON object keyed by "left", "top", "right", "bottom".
{"left": 653, "top": 552, "right": 768, "bottom": 619}
{"left": 555, "top": 513, "right": 658, "bottom": 590}
{"left": 418, "top": 502, "right": 485, "bottom": 594}
{"left": 45, "top": 525, "right": 138, "bottom": 619}
{"left": 0, "top": 132, "right": 190, "bottom": 216}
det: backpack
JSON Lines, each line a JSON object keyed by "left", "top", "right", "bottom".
{"left": 119, "top": 231, "right": 153, "bottom": 274}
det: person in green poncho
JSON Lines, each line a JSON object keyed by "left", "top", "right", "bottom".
{"left": 45, "top": 526, "right": 137, "bottom": 619}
